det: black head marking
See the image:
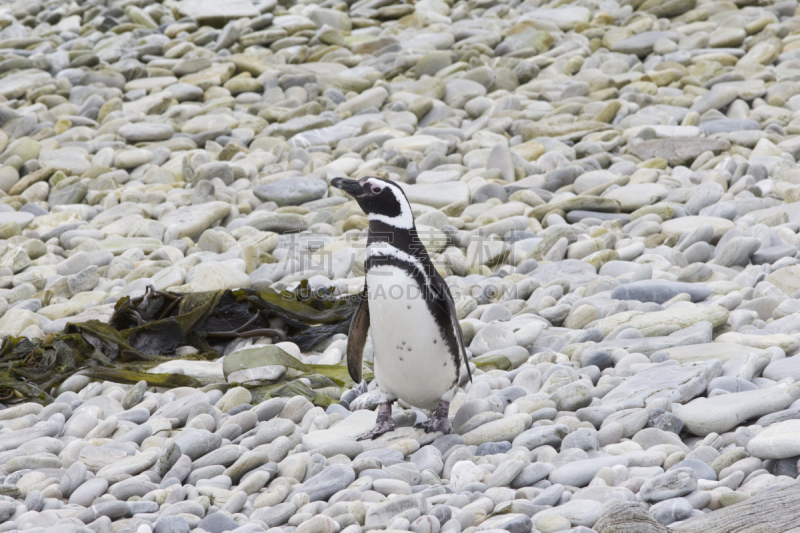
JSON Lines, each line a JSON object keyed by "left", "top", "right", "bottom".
{"left": 331, "top": 176, "right": 414, "bottom": 229}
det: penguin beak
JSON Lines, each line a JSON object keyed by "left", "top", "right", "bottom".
{"left": 331, "top": 177, "right": 365, "bottom": 197}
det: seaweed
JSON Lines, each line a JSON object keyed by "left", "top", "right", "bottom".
{"left": 0, "top": 283, "right": 363, "bottom": 406}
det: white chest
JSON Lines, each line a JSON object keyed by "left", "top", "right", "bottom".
{"left": 366, "top": 264, "right": 458, "bottom": 409}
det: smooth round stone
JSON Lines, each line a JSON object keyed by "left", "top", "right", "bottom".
{"left": 511, "top": 462, "right": 555, "bottom": 488}
{"left": 573, "top": 170, "right": 618, "bottom": 194}
{"left": 612, "top": 31, "right": 680, "bottom": 56}
{"left": 582, "top": 350, "right": 614, "bottom": 370}
{"left": 475, "top": 441, "right": 512, "bottom": 456}
{"left": 488, "top": 460, "right": 527, "bottom": 488}
{"left": 700, "top": 119, "right": 760, "bottom": 134}
{"left": 639, "top": 468, "right": 698, "bottom": 502}
{"left": 59, "top": 462, "right": 87, "bottom": 498}
{"left": 668, "top": 459, "right": 716, "bottom": 481}
{"left": 0, "top": 210, "right": 32, "bottom": 228}
{"left": 372, "top": 478, "right": 412, "bottom": 496}
{"left": 649, "top": 497, "right": 693, "bottom": 526}
{"left": 114, "top": 149, "right": 153, "bottom": 169}
{"left": 410, "top": 446, "right": 443, "bottom": 475}
{"left": 154, "top": 515, "right": 191, "bottom": 533}
{"left": 297, "top": 515, "right": 340, "bottom": 533}
{"left": 561, "top": 428, "right": 599, "bottom": 452}
{"left": 713, "top": 237, "right": 762, "bottom": 267}
{"left": 537, "top": 514, "right": 572, "bottom": 533}
{"left": 473, "top": 182, "right": 508, "bottom": 203}
{"left": 196, "top": 512, "right": 239, "bottom": 533}
{"left": 6, "top": 455, "right": 62, "bottom": 473}
{"left": 173, "top": 430, "right": 223, "bottom": 461}
{"left": 449, "top": 461, "right": 485, "bottom": 491}
{"left": 118, "top": 123, "right": 174, "bottom": 142}
{"left": 661, "top": 216, "right": 734, "bottom": 240}
{"left": 356, "top": 448, "right": 404, "bottom": 466}
{"left": 752, "top": 245, "right": 797, "bottom": 265}
{"left": 533, "top": 500, "right": 603, "bottom": 528}
{"left": 707, "top": 377, "right": 757, "bottom": 394}
{"left": 480, "top": 304, "right": 513, "bottom": 322}
{"left": 746, "top": 420, "right": 800, "bottom": 459}
{"left": 254, "top": 177, "right": 328, "bottom": 207}
{"left": 611, "top": 280, "right": 711, "bottom": 304}
{"left": 469, "top": 323, "right": 517, "bottom": 355}
{"left": 63, "top": 411, "right": 99, "bottom": 438}
{"left": 646, "top": 410, "right": 684, "bottom": 435}
{"left": 605, "top": 184, "right": 669, "bottom": 212}
{"left": 69, "top": 477, "right": 109, "bottom": 507}
{"left": 24, "top": 490, "right": 44, "bottom": 512}
{"left": 215, "top": 387, "right": 252, "bottom": 413}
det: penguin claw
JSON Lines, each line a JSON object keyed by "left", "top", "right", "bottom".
{"left": 357, "top": 401, "right": 395, "bottom": 440}
{"left": 414, "top": 417, "right": 452, "bottom": 434}
{"left": 357, "top": 419, "right": 395, "bottom": 440}
{"left": 415, "top": 400, "right": 452, "bottom": 434}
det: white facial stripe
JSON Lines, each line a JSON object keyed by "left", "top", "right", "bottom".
{"left": 367, "top": 243, "right": 431, "bottom": 288}
{"left": 365, "top": 178, "right": 385, "bottom": 192}
{"left": 365, "top": 178, "right": 414, "bottom": 229}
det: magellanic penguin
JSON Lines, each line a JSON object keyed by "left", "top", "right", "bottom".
{"left": 331, "top": 176, "right": 472, "bottom": 440}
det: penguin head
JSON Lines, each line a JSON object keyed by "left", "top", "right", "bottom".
{"left": 331, "top": 177, "right": 414, "bottom": 229}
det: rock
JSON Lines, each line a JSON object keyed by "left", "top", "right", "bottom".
{"left": 601, "top": 361, "right": 721, "bottom": 410}
{"left": 175, "top": 0, "right": 257, "bottom": 23}
{"left": 649, "top": 497, "right": 693, "bottom": 526}
{"left": 69, "top": 477, "right": 109, "bottom": 507}
{"left": 533, "top": 500, "right": 604, "bottom": 528}
{"left": 450, "top": 460, "right": 484, "bottom": 491}
{"left": 593, "top": 305, "right": 729, "bottom": 337}
{"left": 512, "top": 424, "right": 570, "bottom": 450}
{"left": 594, "top": 503, "right": 669, "bottom": 533}
{"left": 303, "top": 410, "right": 377, "bottom": 449}
{"left": 605, "top": 184, "right": 668, "bottom": 212}
{"left": 160, "top": 203, "right": 232, "bottom": 240}
{"left": 662, "top": 216, "right": 734, "bottom": 241}
{"left": 197, "top": 513, "right": 239, "bottom": 533}
{"left": 611, "top": 281, "right": 711, "bottom": 304}
{"left": 365, "top": 494, "right": 427, "bottom": 529}
{"left": 477, "top": 514, "right": 533, "bottom": 533}
{"left": 398, "top": 182, "right": 470, "bottom": 209}
{"left": 530, "top": 259, "right": 598, "bottom": 288}
{"left": 669, "top": 459, "right": 716, "bottom": 481}
{"left": 626, "top": 139, "right": 730, "bottom": 166}
{"left": 118, "top": 123, "right": 174, "bottom": 142}
{"left": 638, "top": 468, "right": 698, "bottom": 502}
{"left": 173, "top": 262, "right": 251, "bottom": 293}
{"left": 663, "top": 343, "right": 767, "bottom": 364}
{"left": 462, "top": 414, "right": 532, "bottom": 446}
{"left": 254, "top": 177, "right": 328, "bottom": 206}
{"left": 746, "top": 420, "right": 800, "bottom": 460}
{"left": 173, "top": 430, "right": 223, "bottom": 460}
{"left": 155, "top": 516, "right": 191, "bottom": 533}
{"left": 767, "top": 266, "right": 800, "bottom": 296}
{"left": 673, "top": 385, "right": 796, "bottom": 436}
{"left": 612, "top": 32, "right": 680, "bottom": 57}
{"left": 549, "top": 455, "right": 628, "bottom": 487}
{"left": 712, "top": 237, "right": 762, "bottom": 267}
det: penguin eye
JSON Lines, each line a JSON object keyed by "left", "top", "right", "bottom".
{"left": 371, "top": 186, "right": 381, "bottom": 194}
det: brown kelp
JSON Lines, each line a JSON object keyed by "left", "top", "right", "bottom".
{"left": 0, "top": 283, "right": 368, "bottom": 405}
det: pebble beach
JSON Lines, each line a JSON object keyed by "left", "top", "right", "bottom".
{"left": 2, "top": 0, "right": 800, "bottom": 531}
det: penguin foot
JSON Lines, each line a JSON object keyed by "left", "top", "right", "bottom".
{"left": 357, "top": 401, "right": 395, "bottom": 440}
{"left": 415, "top": 400, "right": 452, "bottom": 434}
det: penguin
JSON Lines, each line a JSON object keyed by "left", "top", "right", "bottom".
{"left": 331, "top": 176, "right": 472, "bottom": 440}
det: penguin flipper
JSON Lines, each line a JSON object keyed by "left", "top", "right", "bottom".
{"left": 347, "top": 289, "right": 370, "bottom": 383}
{"left": 431, "top": 270, "right": 472, "bottom": 384}
{"left": 444, "top": 286, "right": 472, "bottom": 383}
